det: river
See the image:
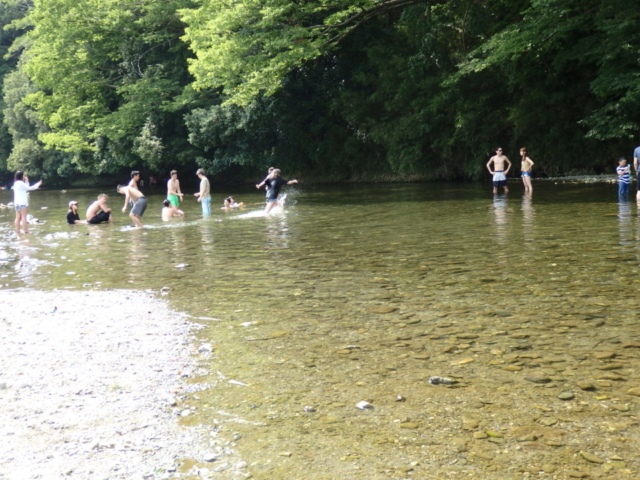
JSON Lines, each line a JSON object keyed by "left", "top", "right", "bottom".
{"left": 1, "top": 181, "right": 639, "bottom": 479}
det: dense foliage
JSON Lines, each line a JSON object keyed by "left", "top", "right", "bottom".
{"left": 0, "top": 0, "right": 639, "bottom": 182}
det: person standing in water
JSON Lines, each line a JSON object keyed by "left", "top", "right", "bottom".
{"left": 486, "top": 147, "right": 512, "bottom": 195}
{"left": 12, "top": 171, "right": 42, "bottom": 234}
{"left": 633, "top": 145, "right": 640, "bottom": 201}
{"left": 122, "top": 171, "right": 140, "bottom": 212}
{"left": 117, "top": 184, "right": 147, "bottom": 228}
{"left": 167, "top": 170, "right": 184, "bottom": 207}
{"left": 520, "top": 148, "right": 534, "bottom": 193}
{"left": 194, "top": 168, "right": 211, "bottom": 215}
{"left": 617, "top": 157, "right": 631, "bottom": 197}
{"left": 257, "top": 169, "right": 298, "bottom": 214}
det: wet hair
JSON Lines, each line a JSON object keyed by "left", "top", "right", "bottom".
{"left": 229, "top": 196, "right": 235, "bottom": 202}
{"left": 131, "top": 170, "right": 140, "bottom": 178}
{"left": 163, "top": 199, "right": 170, "bottom": 207}
{"left": 196, "top": 168, "right": 205, "bottom": 175}
{"left": 170, "top": 170, "right": 177, "bottom": 176}
{"left": 14, "top": 170, "right": 24, "bottom": 181}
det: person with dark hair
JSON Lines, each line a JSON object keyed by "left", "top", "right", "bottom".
{"left": 67, "top": 200, "right": 86, "bottom": 225}
{"left": 162, "top": 199, "right": 184, "bottom": 220}
{"left": 617, "top": 157, "right": 631, "bottom": 197}
{"left": 486, "top": 147, "right": 512, "bottom": 195}
{"left": 122, "top": 171, "right": 141, "bottom": 213}
{"left": 117, "top": 184, "right": 147, "bottom": 228}
{"left": 13, "top": 170, "right": 42, "bottom": 234}
{"left": 194, "top": 168, "right": 211, "bottom": 215}
{"left": 167, "top": 170, "right": 183, "bottom": 207}
{"left": 520, "top": 148, "right": 534, "bottom": 193}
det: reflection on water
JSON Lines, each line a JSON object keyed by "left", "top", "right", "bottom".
{"left": 2, "top": 183, "right": 640, "bottom": 478}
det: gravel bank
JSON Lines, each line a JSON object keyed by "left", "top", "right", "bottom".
{"left": 0, "top": 289, "right": 242, "bottom": 480}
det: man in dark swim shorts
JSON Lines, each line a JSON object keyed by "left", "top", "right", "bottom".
{"left": 85, "top": 194, "right": 113, "bottom": 224}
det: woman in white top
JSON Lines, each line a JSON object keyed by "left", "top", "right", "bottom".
{"left": 13, "top": 170, "right": 42, "bottom": 234}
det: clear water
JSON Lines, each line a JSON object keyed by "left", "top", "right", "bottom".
{"left": 2, "top": 181, "right": 639, "bottom": 478}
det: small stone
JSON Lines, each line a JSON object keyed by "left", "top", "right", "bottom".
{"left": 502, "top": 365, "right": 522, "bottom": 371}
{"left": 539, "top": 417, "right": 558, "bottom": 426}
{"left": 626, "top": 387, "right": 640, "bottom": 396}
{"left": 541, "top": 464, "right": 556, "bottom": 473}
{"left": 576, "top": 382, "right": 596, "bottom": 391}
{"left": 567, "top": 471, "right": 589, "bottom": 478}
{"left": 279, "top": 451, "right": 292, "bottom": 457}
{"left": 400, "top": 422, "right": 419, "bottom": 429}
{"left": 525, "top": 377, "right": 551, "bottom": 384}
{"left": 593, "top": 351, "right": 616, "bottom": 359}
{"left": 558, "top": 392, "right": 574, "bottom": 401}
{"left": 473, "top": 432, "right": 488, "bottom": 439}
{"left": 580, "top": 451, "right": 604, "bottom": 464}
{"left": 203, "top": 454, "right": 218, "bottom": 462}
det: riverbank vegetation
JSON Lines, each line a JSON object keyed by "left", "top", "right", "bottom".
{"left": 0, "top": 0, "right": 638, "bottom": 184}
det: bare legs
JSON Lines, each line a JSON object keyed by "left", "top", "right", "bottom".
{"left": 14, "top": 208, "right": 28, "bottom": 234}
{"left": 522, "top": 175, "right": 533, "bottom": 193}
{"left": 129, "top": 213, "right": 143, "bottom": 228}
{"left": 265, "top": 200, "right": 277, "bottom": 214}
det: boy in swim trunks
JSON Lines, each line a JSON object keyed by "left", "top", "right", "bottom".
{"left": 117, "top": 184, "right": 147, "bottom": 228}
{"left": 122, "top": 171, "right": 140, "bottom": 212}
{"left": 486, "top": 147, "right": 512, "bottom": 194}
{"left": 86, "top": 194, "right": 113, "bottom": 224}
{"left": 167, "top": 170, "right": 183, "bottom": 207}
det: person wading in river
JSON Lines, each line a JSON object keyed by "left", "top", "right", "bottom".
{"left": 486, "top": 147, "right": 512, "bottom": 195}
{"left": 117, "top": 184, "right": 147, "bottom": 228}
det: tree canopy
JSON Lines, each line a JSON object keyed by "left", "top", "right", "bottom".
{"left": 0, "top": 0, "right": 638, "bottom": 182}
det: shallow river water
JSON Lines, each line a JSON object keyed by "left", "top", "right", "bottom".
{"left": 2, "top": 181, "right": 640, "bottom": 479}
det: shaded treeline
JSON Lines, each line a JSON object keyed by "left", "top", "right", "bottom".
{"left": 0, "top": 0, "right": 638, "bottom": 184}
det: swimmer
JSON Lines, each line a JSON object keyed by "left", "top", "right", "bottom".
{"left": 222, "top": 196, "right": 243, "bottom": 209}
{"left": 520, "top": 147, "right": 534, "bottom": 193}
{"left": 486, "top": 147, "right": 512, "bottom": 195}
{"left": 162, "top": 199, "right": 184, "bottom": 220}
{"left": 260, "top": 169, "right": 298, "bottom": 214}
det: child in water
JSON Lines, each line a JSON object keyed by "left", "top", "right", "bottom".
{"left": 222, "top": 196, "right": 243, "bottom": 209}
{"left": 162, "top": 199, "right": 184, "bottom": 220}
{"left": 257, "top": 169, "right": 298, "bottom": 214}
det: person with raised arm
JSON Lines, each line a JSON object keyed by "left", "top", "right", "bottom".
{"left": 13, "top": 170, "right": 42, "bottom": 234}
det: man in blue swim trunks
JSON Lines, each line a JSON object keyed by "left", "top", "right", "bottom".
{"left": 486, "top": 147, "right": 512, "bottom": 194}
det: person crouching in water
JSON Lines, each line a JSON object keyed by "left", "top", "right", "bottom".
{"left": 256, "top": 169, "right": 298, "bottom": 214}
{"left": 162, "top": 199, "right": 184, "bottom": 220}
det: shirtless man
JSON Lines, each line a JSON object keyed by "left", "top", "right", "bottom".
{"left": 117, "top": 184, "right": 147, "bottom": 228}
{"left": 86, "top": 194, "right": 113, "bottom": 224}
{"left": 167, "top": 170, "right": 184, "bottom": 207}
{"left": 486, "top": 147, "right": 512, "bottom": 194}
{"left": 122, "top": 171, "right": 140, "bottom": 212}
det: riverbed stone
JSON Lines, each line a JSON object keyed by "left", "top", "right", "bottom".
{"left": 580, "top": 451, "right": 604, "bottom": 464}
{"left": 626, "top": 387, "right": 640, "bottom": 396}
{"left": 558, "top": 392, "right": 575, "bottom": 401}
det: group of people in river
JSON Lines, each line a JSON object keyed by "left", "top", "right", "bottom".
{"left": 486, "top": 147, "right": 534, "bottom": 195}
{"left": 7, "top": 166, "right": 298, "bottom": 233}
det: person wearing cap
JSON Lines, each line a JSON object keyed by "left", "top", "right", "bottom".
{"left": 86, "top": 194, "right": 113, "bottom": 224}
{"left": 194, "top": 168, "right": 211, "bottom": 215}
{"left": 67, "top": 201, "right": 86, "bottom": 225}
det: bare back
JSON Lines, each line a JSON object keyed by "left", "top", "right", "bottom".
{"left": 86, "top": 201, "right": 101, "bottom": 220}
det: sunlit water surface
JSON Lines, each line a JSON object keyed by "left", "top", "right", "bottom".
{"left": 2, "top": 182, "right": 640, "bottom": 478}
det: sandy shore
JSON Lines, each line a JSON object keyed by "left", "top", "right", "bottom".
{"left": 0, "top": 289, "right": 242, "bottom": 480}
